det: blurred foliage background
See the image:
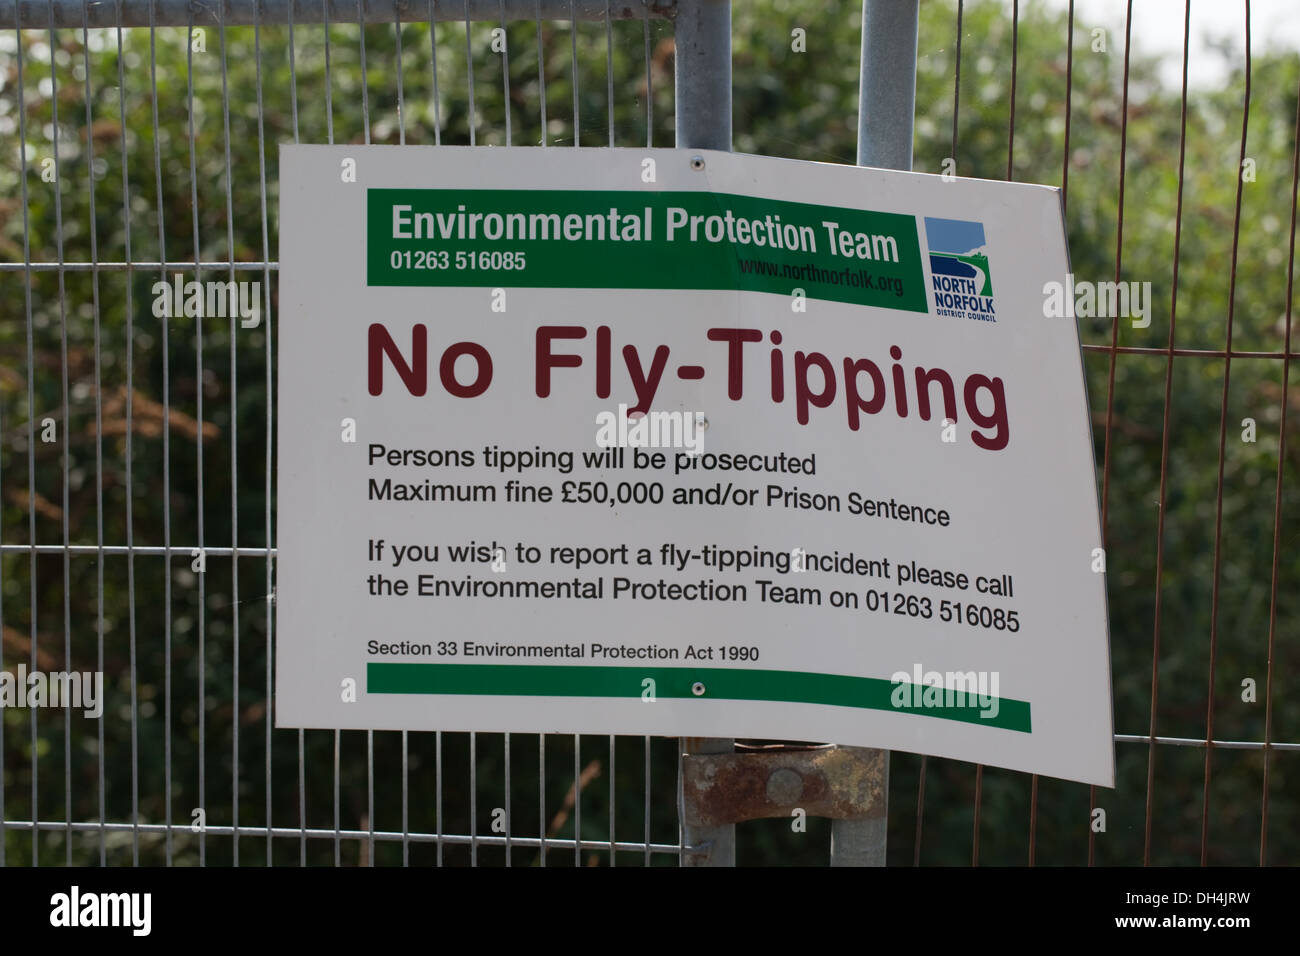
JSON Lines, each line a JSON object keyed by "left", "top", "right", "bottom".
{"left": 0, "top": 0, "right": 1296, "bottom": 865}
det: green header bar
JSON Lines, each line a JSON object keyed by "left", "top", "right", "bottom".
{"left": 366, "top": 188, "right": 927, "bottom": 311}
{"left": 367, "top": 662, "right": 1031, "bottom": 733}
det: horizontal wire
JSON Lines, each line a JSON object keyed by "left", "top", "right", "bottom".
{"left": 0, "top": 260, "right": 276, "bottom": 273}
{"left": 0, "top": 544, "right": 274, "bottom": 557}
{"left": 0, "top": 818, "right": 689, "bottom": 853}
{"left": 1082, "top": 343, "right": 1300, "bottom": 360}
{"left": 1114, "top": 734, "right": 1299, "bottom": 752}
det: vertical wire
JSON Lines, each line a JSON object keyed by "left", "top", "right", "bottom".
{"left": 1200, "top": 0, "right": 1251, "bottom": 866}
{"left": 402, "top": 732, "right": 409, "bottom": 865}
{"left": 1094, "top": 0, "right": 1135, "bottom": 868}
{"left": 1061, "top": 0, "right": 1073, "bottom": 211}
{"left": 570, "top": 0, "right": 578, "bottom": 144}
{"left": 185, "top": 1, "right": 203, "bottom": 871}
{"left": 608, "top": 734, "right": 615, "bottom": 866}
{"left": 436, "top": 730, "right": 443, "bottom": 866}
{"left": 290, "top": 0, "right": 306, "bottom": 870}
{"left": 536, "top": 0, "right": 546, "bottom": 144}
{"left": 504, "top": 733, "right": 512, "bottom": 866}
{"left": 500, "top": 0, "right": 511, "bottom": 143}
{"left": 289, "top": 0, "right": 300, "bottom": 140}
{"left": 324, "top": 0, "right": 334, "bottom": 143}
{"left": 951, "top": 0, "right": 963, "bottom": 157}
{"left": 469, "top": 731, "right": 477, "bottom": 865}
{"left": 573, "top": 734, "right": 580, "bottom": 865}
{"left": 325, "top": 1, "right": 337, "bottom": 869}
{"left": 333, "top": 730, "right": 341, "bottom": 866}
{"left": 299, "top": 732, "right": 307, "bottom": 865}
{"left": 253, "top": 0, "right": 276, "bottom": 867}
{"left": 367, "top": 730, "right": 374, "bottom": 865}
{"left": 147, "top": 0, "right": 169, "bottom": 868}
{"left": 430, "top": 0, "right": 443, "bottom": 144}
{"left": 1260, "top": 35, "right": 1300, "bottom": 873}
{"left": 1143, "top": 0, "right": 1191, "bottom": 867}
{"left": 359, "top": 0, "right": 371, "bottom": 143}
{"left": 44, "top": 0, "right": 74, "bottom": 868}
{"left": 1060, "top": 0, "right": 1092, "bottom": 868}
{"left": 393, "top": 1, "right": 408, "bottom": 867}
{"left": 116, "top": 0, "right": 140, "bottom": 867}
{"left": 216, "top": 3, "right": 241, "bottom": 866}
{"left": 1028, "top": 775, "right": 1038, "bottom": 866}
{"left": 532, "top": 21, "right": 545, "bottom": 854}
{"left": 13, "top": 0, "right": 39, "bottom": 868}
{"left": 464, "top": 0, "right": 475, "bottom": 144}
{"left": 157, "top": 1, "right": 176, "bottom": 870}
{"left": 1006, "top": 0, "right": 1017, "bottom": 181}
{"left": 675, "top": 744, "right": 682, "bottom": 864}
{"left": 1004, "top": 0, "right": 1035, "bottom": 868}
{"left": 539, "top": 734, "right": 546, "bottom": 867}
{"left": 0, "top": 77, "right": 6, "bottom": 856}
{"left": 643, "top": 0, "right": 651, "bottom": 147}
{"left": 912, "top": 754, "right": 926, "bottom": 866}
{"left": 0, "top": 270, "right": 5, "bottom": 865}
{"left": 604, "top": 0, "right": 613, "bottom": 146}
{"left": 643, "top": 736, "right": 650, "bottom": 866}
{"left": 926, "top": 3, "right": 966, "bottom": 856}
{"left": 395, "top": 6, "right": 406, "bottom": 144}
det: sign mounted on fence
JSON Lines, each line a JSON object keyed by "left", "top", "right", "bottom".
{"left": 276, "top": 146, "right": 1114, "bottom": 787}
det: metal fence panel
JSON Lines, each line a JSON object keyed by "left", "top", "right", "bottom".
{"left": 0, "top": 0, "right": 1296, "bottom": 866}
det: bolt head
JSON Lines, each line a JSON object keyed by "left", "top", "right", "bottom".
{"left": 766, "top": 768, "right": 804, "bottom": 805}
{"left": 690, "top": 155, "right": 706, "bottom": 171}
{"left": 691, "top": 681, "right": 706, "bottom": 696}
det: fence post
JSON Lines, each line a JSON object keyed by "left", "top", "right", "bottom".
{"left": 673, "top": 0, "right": 732, "bottom": 152}
{"left": 675, "top": 0, "right": 734, "bottom": 867}
{"left": 827, "top": 0, "right": 920, "bottom": 868}
{"left": 856, "top": 0, "right": 920, "bottom": 171}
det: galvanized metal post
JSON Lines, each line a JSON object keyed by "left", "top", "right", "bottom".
{"left": 856, "top": 0, "right": 920, "bottom": 171}
{"left": 675, "top": 0, "right": 734, "bottom": 867}
{"left": 829, "top": 0, "right": 919, "bottom": 868}
{"left": 674, "top": 0, "right": 732, "bottom": 152}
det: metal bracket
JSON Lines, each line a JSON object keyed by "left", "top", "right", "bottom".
{"left": 682, "top": 744, "right": 886, "bottom": 827}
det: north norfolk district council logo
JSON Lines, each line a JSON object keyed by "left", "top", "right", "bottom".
{"left": 925, "top": 216, "right": 995, "bottom": 323}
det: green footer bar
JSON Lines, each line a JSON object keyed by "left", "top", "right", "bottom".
{"left": 367, "top": 662, "right": 1031, "bottom": 733}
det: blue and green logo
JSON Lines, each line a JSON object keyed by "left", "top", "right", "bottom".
{"left": 925, "top": 217, "right": 995, "bottom": 322}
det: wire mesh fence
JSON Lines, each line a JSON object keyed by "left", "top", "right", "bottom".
{"left": 0, "top": 0, "right": 1296, "bottom": 866}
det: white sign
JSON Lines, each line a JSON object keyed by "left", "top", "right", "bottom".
{"left": 276, "top": 146, "right": 1114, "bottom": 787}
